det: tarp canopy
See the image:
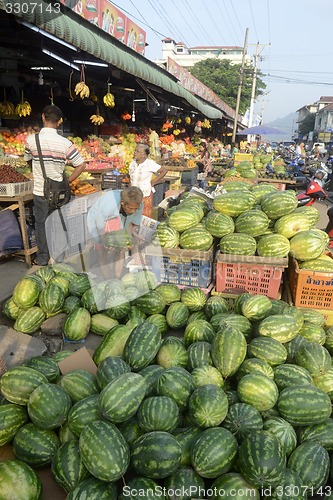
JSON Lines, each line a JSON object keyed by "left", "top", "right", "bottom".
{"left": 0, "top": 0, "right": 225, "bottom": 120}
{"left": 237, "top": 125, "right": 286, "bottom": 135}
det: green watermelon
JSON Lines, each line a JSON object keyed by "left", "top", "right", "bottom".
{"left": 67, "top": 394, "right": 100, "bottom": 437}
{"left": 179, "top": 227, "right": 213, "bottom": 251}
{"left": 261, "top": 191, "right": 298, "bottom": 219}
{"left": 213, "top": 191, "right": 256, "bottom": 217}
{"left": 51, "top": 439, "right": 90, "bottom": 493}
{"left": 0, "top": 403, "right": 28, "bottom": 446}
{"left": 223, "top": 402, "right": 263, "bottom": 441}
{"left": 137, "top": 396, "right": 179, "bottom": 432}
{"left": 13, "top": 422, "right": 60, "bottom": 468}
{"left": 0, "top": 366, "right": 48, "bottom": 405}
{"left": 123, "top": 322, "right": 162, "bottom": 371}
{"left": 27, "top": 383, "right": 71, "bottom": 429}
{"left": 235, "top": 209, "right": 270, "bottom": 237}
{"left": 204, "top": 210, "right": 235, "bottom": 238}
{"left": 289, "top": 229, "right": 328, "bottom": 261}
{"left": 219, "top": 233, "right": 257, "bottom": 256}
{"left": 152, "top": 223, "right": 180, "bottom": 248}
{"left": 12, "top": 278, "right": 40, "bottom": 309}
{"left": 188, "top": 384, "right": 228, "bottom": 428}
{"left": 0, "top": 459, "right": 42, "bottom": 499}
{"left": 257, "top": 233, "right": 290, "bottom": 257}
{"left": 37, "top": 282, "right": 65, "bottom": 317}
{"left": 92, "top": 325, "right": 132, "bottom": 366}
{"left": 96, "top": 356, "right": 131, "bottom": 390}
{"left": 63, "top": 307, "right": 91, "bottom": 341}
{"left": 278, "top": 385, "right": 332, "bottom": 426}
{"left": 166, "top": 302, "right": 190, "bottom": 329}
{"left": 57, "top": 370, "right": 99, "bottom": 403}
{"left": 287, "top": 441, "right": 329, "bottom": 488}
{"left": 263, "top": 416, "right": 297, "bottom": 456}
{"left": 211, "top": 328, "right": 247, "bottom": 378}
{"left": 156, "top": 367, "right": 195, "bottom": 411}
{"left": 14, "top": 306, "right": 46, "bottom": 334}
{"left": 237, "top": 373, "right": 279, "bottom": 412}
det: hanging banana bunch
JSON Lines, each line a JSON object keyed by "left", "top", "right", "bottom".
{"left": 75, "top": 65, "right": 90, "bottom": 99}
{"left": 103, "top": 83, "right": 115, "bottom": 108}
{"left": 0, "top": 88, "right": 16, "bottom": 116}
{"left": 90, "top": 106, "right": 104, "bottom": 125}
{"left": 15, "top": 90, "right": 32, "bottom": 117}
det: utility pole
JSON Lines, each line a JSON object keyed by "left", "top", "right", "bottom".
{"left": 248, "top": 42, "right": 260, "bottom": 130}
{"left": 232, "top": 28, "right": 249, "bottom": 144}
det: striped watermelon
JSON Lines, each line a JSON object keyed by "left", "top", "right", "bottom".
{"left": 63, "top": 307, "right": 91, "bottom": 341}
{"left": 79, "top": 420, "right": 130, "bottom": 481}
{"left": 313, "top": 369, "right": 333, "bottom": 399}
{"left": 257, "top": 233, "right": 290, "bottom": 257}
{"left": 14, "top": 306, "right": 46, "bottom": 334}
{"left": 179, "top": 227, "right": 213, "bottom": 250}
{"left": 68, "top": 273, "right": 91, "bottom": 297}
{"left": 2, "top": 296, "right": 22, "bottom": 320}
{"left": 156, "top": 342, "right": 188, "bottom": 369}
{"left": 263, "top": 417, "right": 297, "bottom": 456}
{"left": 146, "top": 314, "right": 168, "bottom": 335}
{"left": 134, "top": 291, "right": 166, "bottom": 315}
{"left": 211, "top": 472, "right": 260, "bottom": 499}
{"left": 49, "top": 275, "right": 70, "bottom": 297}
{"left": 123, "top": 322, "right": 162, "bottom": 371}
{"left": 184, "top": 320, "right": 215, "bottom": 347}
{"left": 135, "top": 270, "right": 158, "bottom": 292}
{"left": 53, "top": 350, "right": 74, "bottom": 363}
{"left": 25, "top": 273, "right": 46, "bottom": 292}
{"left": 63, "top": 296, "right": 81, "bottom": 314}
{"left": 274, "top": 212, "right": 312, "bottom": 239}
{"left": 204, "top": 295, "right": 229, "bottom": 319}
{"left": 287, "top": 442, "right": 329, "bottom": 488}
{"left": 241, "top": 294, "right": 272, "bottom": 321}
{"left": 0, "top": 366, "right": 48, "bottom": 405}
{"left": 152, "top": 223, "right": 180, "bottom": 248}
{"left": 168, "top": 210, "right": 199, "bottom": 232}
{"left": 58, "top": 421, "right": 75, "bottom": 445}
{"left": 205, "top": 210, "right": 235, "bottom": 238}
{"left": 173, "top": 426, "right": 202, "bottom": 466}
{"left": 299, "top": 322, "right": 326, "bottom": 345}
{"left": 237, "top": 373, "right": 279, "bottom": 411}
{"left": 278, "top": 385, "right": 332, "bottom": 426}
{"left": 36, "top": 265, "right": 55, "bottom": 282}
{"left": 0, "top": 459, "right": 42, "bottom": 500}
{"left": 92, "top": 325, "right": 132, "bottom": 365}
{"left": 131, "top": 431, "right": 182, "bottom": 479}
{"left": 213, "top": 191, "right": 256, "bottom": 217}
{"left": 27, "top": 383, "right": 71, "bottom": 429}
{"left": 118, "top": 477, "right": 160, "bottom": 500}
{"left": 238, "top": 431, "right": 285, "bottom": 487}
{"left": 248, "top": 336, "right": 288, "bottom": 366}
{"left": 237, "top": 358, "right": 274, "bottom": 380}
{"left": 24, "top": 356, "right": 60, "bottom": 383}
{"left": 57, "top": 370, "right": 99, "bottom": 403}
{"left": 299, "top": 419, "right": 333, "bottom": 450}
{"left": 187, "top": 341, "right": 213, "bottom": 371}
{"left": 181, "top": 287, "right": 207, "bottom": 312}
{"left": 137, "top": 396, "right": 179, "bottom": 432}
{"left": 235, "top": 209, "right": 270, "bottom": 237}
{"left": 190, "top": 426, "right": 238, "bottom": 478}
{"left": 67, "top": 476, "right": 117, "bottom": 500}
{"left": 293, "top": 205, "right": 320, "bottom": 226}
{"left": 294, "top": 342, "right": 331, "bottom": 377}
{"left": 138, "top": 365, "right": 165, "bottom": 397}
{"left": 289, "top": 229, "right": 328, "bottom": 261}
{"left": 213, "top": 313, "right": 253, "bottom": 340}
{"left": 156, "top": 367, "right": 195, "bottom": 411}
{"left": 251, "top": 183, "right": 278, "bottom": 203}
{"left": 261, "top": 191, "right": 298, "bottom": 219}
{"left": 81, "top": 288, "right": 105, "bottom": 314}
{"left": 0, "top": 403, "right": 28, "bottom": 446}
{"left": 99, "top": 372, "right": 147, "bottom": 423}
{"left": 90, "top": 313, "right": 118, "bottom": 336}
{"left": 51, "top": 439, "right": 90, "bottom": 492}
{"left": 219, "top": 233, "right": 257, "bottom": 256}
{"left": 211, "top": 328, "right": 247, "bottom": 378}
{"left": 38, "top": 283, "right": 65, "bottom": 317}
{"left": 67, "top": 394, "right": 101, "bottom": 437}
{"left": 96, "top": 356, "right": 131, "bottom": 390}
{"left": 270, "top": 468, "right": 305, "bottom": 500}
{"left": 12, "top": 278, "right": 40, "bottom": 309}
{"left": 188, "top": 384, "right": 228, "bottom": 428}
{"left": 155, "top": 283, "right": 181, "bottom": 304}
{"left": 273, "top": 364, "right": 313, "bottom": 390}
{"left": 223, "top": 402, "right": 263, "bottom": 441}
{"left": 258, "top": 315, "right": 300, "bottom": 343}
{"left": 164, "top": 466, "right": 205, "bottom": 500}
{"left": 191, "top": 366, "right": 224, "bottom": 388}
{"left": 166, "top": 302, "right": 190, "bottom": 329}
{"left": 118, "top": 418, "right": 144, "bottom": 448}
{"left": 105, "top": 295, "right": 131, "bottom": 319}
{"left": 13, "top": 422, "right": 60, "bottom": 468}
{"left": 188, "top": 310, "right": 208, "bottom": 323}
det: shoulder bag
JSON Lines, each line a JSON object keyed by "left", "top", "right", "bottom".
{"left": 35, "top": 133, "right": 71, "bottom": 210}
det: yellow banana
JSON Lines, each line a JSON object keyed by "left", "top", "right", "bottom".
{"left": 103, "top": 93, "right": 115, "bottom": 107}
{"left": 90, "top": 114, "right": 104, "bottom": 125}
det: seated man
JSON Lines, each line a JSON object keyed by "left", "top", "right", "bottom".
{"left": 87, "top": 186, "right": 143, "bottom": 279}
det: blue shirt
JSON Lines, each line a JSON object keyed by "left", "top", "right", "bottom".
{"left": 87, "top": 190, "right": 143, "bottom": 243}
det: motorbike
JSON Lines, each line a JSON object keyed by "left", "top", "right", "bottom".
{"left": 296, "top": 178, "right": 328, "bottom": 207}
{"left": 312, "top": 162, "right": 332, "bottom": 189}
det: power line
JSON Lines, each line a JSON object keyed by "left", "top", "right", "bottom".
{"left": 168, "top": 0, "right": 203, "bottom": 45}
{"left": 110, "top": 1, "right": 169, "bottom": 40}
{"left": 248, "top": 0, "right": 259, "bottom": 42}
{"left": 149, "top": 0, "right": 188, "bottom": 44}
{"left": 266, "top": 74, "right": 333, "bottom": 85}
{"left": 212, "top": 0, "right": 237, "bottom": 45}
{"left": 229, "top": 0, "right": 245, "bottom": 40}
{"left": 182, "top": 0, "right": 217, "bottom": 46}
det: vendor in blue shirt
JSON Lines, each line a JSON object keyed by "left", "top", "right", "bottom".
{"left": 87, "top": 186, "right": 143, "bottom": 279}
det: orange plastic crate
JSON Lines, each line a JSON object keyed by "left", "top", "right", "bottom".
{"left": 288, "top": 255, "right": 333, "bottom": 309}
{"left": 215, "top": 253, "right": 288, "bottom": 299}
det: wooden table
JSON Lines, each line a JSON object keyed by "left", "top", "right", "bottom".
{"left": 0, "top": 192, "right": 37, "bottom": 267}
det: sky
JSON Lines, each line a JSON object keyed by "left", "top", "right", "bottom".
{"left": 113, "top": 0, "right": 333, "bottom": 125}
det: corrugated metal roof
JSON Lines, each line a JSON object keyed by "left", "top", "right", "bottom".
{"left": 0, "top": 0, "right": 226, "bottom": 120}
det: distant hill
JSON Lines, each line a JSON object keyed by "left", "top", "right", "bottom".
{"left": 266, "top": 113, "right": 298, "bottom": 141}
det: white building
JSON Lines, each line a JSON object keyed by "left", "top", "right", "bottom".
{"left": 154, "top": 38, "right": 252, "bottom": 70}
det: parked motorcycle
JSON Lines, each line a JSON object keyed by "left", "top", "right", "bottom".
{"left": 296, "top": 179, "right": 327, "bottom": 207}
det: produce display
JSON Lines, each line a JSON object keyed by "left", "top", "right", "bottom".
{"left": 2, "top": 263, "right": 333, "bottom": 497}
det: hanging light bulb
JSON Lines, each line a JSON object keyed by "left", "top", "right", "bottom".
{"left": 38, "top": 71, "right": 44, "bottom": 85}
{"left": 132, "top": 110, "right": 136, "bottom": 122}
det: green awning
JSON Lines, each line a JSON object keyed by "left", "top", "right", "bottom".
{"left": 0, "top": 0, "right": 225, "bottom": 119}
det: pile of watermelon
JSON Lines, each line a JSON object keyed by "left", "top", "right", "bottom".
{"left": 2, "top": 268, "right": 333, "bottom": 498}
{"left": 152, "top": 186, "right": 332, "bottom": 267}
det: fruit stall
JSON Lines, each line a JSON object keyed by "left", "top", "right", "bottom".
{"left": 1, "top": 179, "right": 333, "bottom": 497}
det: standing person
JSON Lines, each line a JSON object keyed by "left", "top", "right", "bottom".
{"left": 129, "top": 143, "right": 167, "bottom": 218}
{"left": 196, "top": 141, "right": 212, "bottom": 189}
{"left": 24, "top": 105, "right": 86, "bottom": 266}
{"left": 295, "top": 143, "right": 302, "bottom": 156}
{"left": 148, "top": 126, "right": 161, "bottom": 160}
{"left": 87, "top": 186, "right": 143, "bottom": 279}
{"left": 265, "top": 143, "right": 272, "bottom": 154}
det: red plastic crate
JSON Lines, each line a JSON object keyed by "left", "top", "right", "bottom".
{"left": 215, "top": 252, "right": 288, "bottom": 299}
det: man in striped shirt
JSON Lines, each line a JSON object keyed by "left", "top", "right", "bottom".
{"left": 24, "top": 104, "right": 86, "bottom": 266}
